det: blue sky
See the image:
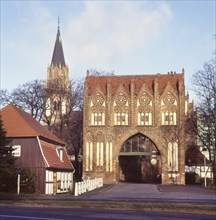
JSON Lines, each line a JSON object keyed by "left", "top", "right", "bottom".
{"left": 1, "top": 0, "right": 215, "bottom": 102}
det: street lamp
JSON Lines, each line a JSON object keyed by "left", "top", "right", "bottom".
{"left": 202, "top": 147, "right": 207, "bottom": 187}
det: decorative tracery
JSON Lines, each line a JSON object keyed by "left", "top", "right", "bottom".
{"left": 137, "top": 92, "right": 153, "bottom": 126}
{"left": 115, "top": 93, "right": 127, "bottom": 105}
{"left": 92, "top": 93, "right": 104, "bottom": 106}
{"left": 139, "top": 93, "right": 151, "bottom": 105}
{"left": 163, "top": 92, "right": 175, "bottom": 105}
{"left": 90, "top": 92, "right": 105, "bottom": 126}
{"left": 161, "top": 91, "right": 177, "bottom": 125}
{"left": 114, "top": 92, "right": 128, "bottom": 125}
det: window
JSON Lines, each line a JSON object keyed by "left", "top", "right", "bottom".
{"left": 59, "top": 149, "right": 63, "bottom": 162}
{"left": 137, "top": 92, "right": 153, "bottom": 126}
{"left": 170, "top": 115, "right": 173, "bottom": 121}
{"left": 56, "top": 146, "right": 63, "bottom": 162}
{"left": 94, "top": 115, "right": 102, "bottom": 123}
{"left": 45, "top": 170, "right": 53, "bottom": 194}
{"left": 56, "top": 172, "right": 72, "bottom": 193}
{"left": 91, "top": 92, "right": 105, "bottom": 126}
{"left": 138, "top": 112, "right": 152, "bottom": 126}
{"left": 165, "top": 115, "right": 169, "bottom": 122}
{"left": 161, "top": 92, "right": 177, "bottom": 125}
{"left": 114, "top": 92, "right": 128, "bottom": 126}
{"left": 12, "top": 145, "right": 21, "bottom": 157}
{"left": 163, "top": 113, "right": 176, "bottom": 125}
{"left": 122, "top": 116, "right": 125, "bottom": 122}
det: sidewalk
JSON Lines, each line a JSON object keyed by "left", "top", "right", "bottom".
{"left": 1, "top": 184, "right": 216, "bottom": 216}
{"left": 78, "top": 183, "right": 216, "bottom": 203}
{"left": 1, "top": 183, "right": 216, "bottom": 203}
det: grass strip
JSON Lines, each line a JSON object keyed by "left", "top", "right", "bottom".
{"left": 1, "top": 199, "right": 216, "bottom": 213}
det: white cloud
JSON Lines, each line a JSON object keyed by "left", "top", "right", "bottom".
{"left": 1, "top": 1, "right": 172, "bottom": 90}
{"left": 65, "top": 1, "right": 172, "bottom": 72}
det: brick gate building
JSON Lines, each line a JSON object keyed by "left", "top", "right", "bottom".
{"left": 83, "top": 70, "right": 190, "bottom": 185}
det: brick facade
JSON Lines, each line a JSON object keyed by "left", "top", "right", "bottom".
{"left": 83, "top": 71, "right": 187, "bottom": 185}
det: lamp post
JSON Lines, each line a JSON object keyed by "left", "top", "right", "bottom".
{"left": 202, "top": 148, "right": 207, "bottom": 187}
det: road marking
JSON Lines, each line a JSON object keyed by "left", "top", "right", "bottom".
{"left": 0, "top": 215, "right": 63, "bottom": 220}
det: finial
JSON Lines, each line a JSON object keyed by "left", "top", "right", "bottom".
{"left": 86, "top": 69, "right": 89, "bottom": 77}
{"left": 182, "top": 67, "right": 185, "bottom": 74}
{"left": 58, "top": 16, "right": 60, "bottom": 29}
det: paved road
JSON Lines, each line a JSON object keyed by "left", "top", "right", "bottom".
{"left": 0, "top": 206, "right": 215, "bottom": 220}
{"left": 78, "top": 183, "right": 216, "bottom": 203}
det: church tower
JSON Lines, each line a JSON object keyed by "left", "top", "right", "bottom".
{"left": 44, "top": 19, "right": 70, "bottom": 126}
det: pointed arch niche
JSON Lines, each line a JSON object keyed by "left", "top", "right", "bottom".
{"left": 137, "top": 91, "right": 153, "bottom": 126}
{"left": 85, "top": 132, "right": 93, "bottom": 171}
{"left": 90, "top": 91, "right": 105, "bottom": 126}
{"left": 113, "top": 91, "right": 129, "bottom": 125}
{"left": 168, "top": 133, "right": 179, "bottom": 173}
{"left": 96, "top": 132, "right": 105, "bottom": 171}
{"left": 105, "top": 134, "right": 113, "bottom": 172}
{"left": 161, "top": 91, "right": 177, "bottom": 125}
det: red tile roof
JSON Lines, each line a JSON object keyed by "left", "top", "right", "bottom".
{"left": 86, "top": 73, "right": 184, "bottom": 96}
{"left": 40, "top": 140, "right": 74, "bottom": 170}
{"left": 185, "top": 146, "right": 211, "bottom": 166}
{"left": 0, "top": 104, "right": 64, "bottom": 145}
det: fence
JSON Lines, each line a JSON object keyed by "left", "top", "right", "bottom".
{"left": 74, "top": 178, "right": 103, "bottom": 196}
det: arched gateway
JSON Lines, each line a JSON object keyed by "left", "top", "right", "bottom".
{"left": 118, "top": 133, "right": 161, "bottom": 183}
{"left": 83, "top": 72, "right": 189, "bottom": 185}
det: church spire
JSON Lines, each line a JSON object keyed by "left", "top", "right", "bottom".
{"left": 51, "top": 17, "right": 66, "bottom": 67}
{"left": 58, "top": 15, "right": 60, "bottom": 30}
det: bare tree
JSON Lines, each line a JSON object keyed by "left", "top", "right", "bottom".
{"left": 192, "top": 58, "right": 216, "bottom": 185}
{"left": 89, "top": 68, "right": 115, "bottom": 76}
{"left": 0, "top": 80, "right": 44, "bottom": 122}
{"left": 71, "top": 78, "right": 84, "bottom": 111}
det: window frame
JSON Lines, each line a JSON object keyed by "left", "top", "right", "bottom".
{"left": 12, "top": 145, "right": 21, "bottom": 157}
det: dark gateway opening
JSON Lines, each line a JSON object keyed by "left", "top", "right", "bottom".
{"left": 118, "top": 133, "right": 161, "bottom": 183}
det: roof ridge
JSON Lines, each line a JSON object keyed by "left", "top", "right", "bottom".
{"left": 87, "top": 73, "right": 183, "bottom": 78}
{"left": 0, "top": 104, "right": 65, "bottom": 145}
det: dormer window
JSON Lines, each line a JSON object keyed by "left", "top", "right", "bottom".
{"left": 59, "top": 149, "right": 63, "bottom": 162}
{"left": 56, "top": 146, "right": 63, "bottom": 162}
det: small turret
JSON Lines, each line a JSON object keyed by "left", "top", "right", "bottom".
{"left": 182, "top": 67, "right": 185, "bottom": 74}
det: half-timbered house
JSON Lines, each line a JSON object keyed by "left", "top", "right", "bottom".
{"left": 0, "top": 104, "right": 74, "bottom": 194}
